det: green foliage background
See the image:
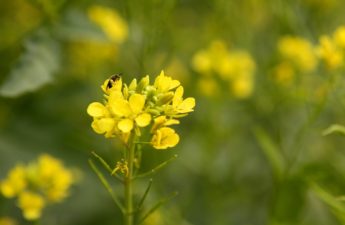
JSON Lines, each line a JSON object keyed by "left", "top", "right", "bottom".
{"left": 2, "top": 0, "right": 345, "bottom": 224}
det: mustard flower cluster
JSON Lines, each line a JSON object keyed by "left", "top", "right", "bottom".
{"left": 274, "top": 26, "right": 345, "bottom": 84}
{"left": 87, "top": 71, "right": 195, "bottom": 149}
{"left": 316, "top": 26, "right": 345, "bottom": 70}
{"left": 0, "top": 155, "right": 75, "bottom": 221}
{"left": 192, "top": 40, "right": 256, "bottom": 99}
{"left": 274, "top": 36, "right": 317, "bottom": 84}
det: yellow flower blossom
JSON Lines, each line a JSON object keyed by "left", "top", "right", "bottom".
{"left": 87, "top": 102, "right": 117, "bottom": 137}
{"left": 154, "top": 71, "right": 180, "bottom": 93}
{"left": 88, "top": 5, "right": 128, "bottom": 43}
{"left": 110, "top": 94, "right": 151, "bottom": 133}
{"left": 278, "top": 36, "right": 317, "bottom": 72}
{"left": 17, "top": 191, "right": 45, "bottom": 221}
{"left": 191, "top": 40, "right": 256, "bottom": 99}
{"left": 0, "top": 155, "right": 75, "bottom": 221}
{"left": 333, "top": 26, "right": 345, "bottom": 49}
{"left": 151, "top": 127, "right": 180, "bottom": 150}
{"left": 36, "top": 155, "right": 74, "bottom": 202}
{"left": 231, "top": 77, "right": 254, "bottom": 99}
{"left": 316, "top": 35, "right": 343, "bottom": 69}
{"left": 192, "top": 50, "right": 212, "bottom": 74}
{"left": 163, "top": 86, "right": 195, "bottom": 117}
{"left": 218, "top": 51, "right": 256, "bottom": 80}
{"left": 87, "top": 70, "right": 195, "bottom": 149}
{"left": 0, "top": 165, "right": 26, "bottom": 198}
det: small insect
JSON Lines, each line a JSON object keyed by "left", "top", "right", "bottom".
{"left": 106, "top": 73, "right": 122, "bottom": 89}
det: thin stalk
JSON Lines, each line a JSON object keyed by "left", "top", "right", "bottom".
{"left": 124, "top": 134, "right": 136, "bottom": 225}
{"left": 88, "top": 159, "right": 125, "bottom": 213}
{"left": 135, "top": 154, "right": 178, "bottom": 179}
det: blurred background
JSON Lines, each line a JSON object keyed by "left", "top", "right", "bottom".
{"left": 2, "top": 0, "right": 345, "bottom": 224}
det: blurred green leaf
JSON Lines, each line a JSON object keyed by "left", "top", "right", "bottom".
{"left": 0, "top": 31, "right": 60, "bottom": 97}
{"left": 311, "top": 183, "right": 345, "bottom": 223}
{"left": 254, "top": 127, "right": 285, "bottom": 179}
{"left": 323, "top": 124, "right": 345, "bottom": 136}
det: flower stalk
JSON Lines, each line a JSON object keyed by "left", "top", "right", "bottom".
{"left": 124, "top": 133, "right": 136, "bottom": 225}
{"left": 87, "top": 71, "right": 195, "bottom": 225}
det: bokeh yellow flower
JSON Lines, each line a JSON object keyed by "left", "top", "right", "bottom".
{"left": 192, "top": 40, "right": 256, "bottom": 99}
{"left": 316, "top": 35, "right": 343, "bottom": 69}
{"left": 88, "top": 5, "right": 128, "bottom": 43}
{"left": 278, "top": 36, "right": 317, "bottom": 72}
{"left": 0, "top": 165, "right": 26, "bottom": 198}
{"left": 0, "top": 155, "right": 76, "bottom": 221}
{"left": 17, "top": 191, "right": 45, "bottom": 221}
{"left": 333, "top": 26, "right": 345, "bottom": 48}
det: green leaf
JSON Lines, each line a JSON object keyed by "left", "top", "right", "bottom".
{"left": 310, "top": 183, "right": 345, "bottom": 223}
{"left": 254, "top": 127, "right": 285, "bottom": 180}
{"left": 322, "top": 124, "right": 345, "bottom": 136}
{"left": 0, "top": 32, "right": 60, "bottom": 97}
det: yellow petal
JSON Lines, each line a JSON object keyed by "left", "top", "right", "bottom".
{"left": 135, "top": 113, "right": 151, "bottom": 127}
{"left": 173, "top": 86, "right": 184, "bottom": 107}
{"left": 118, "top": 119, "right": 134, "bottom": 133}
{"left": 169, "top": 80, "right": 180, "bottom": 90}
{"left": 110, "top": 98, "right": 132, "bottom": 117}
{"left": 87, "top": 102, "right": 107, "bottom": 117}
{"left": 129, "top": 94, "right": 145, "bottom": 114}
{"left": 91, "top": 118, "right": 115, "bottom": 134}
{"left": 177, "top": 97, "right": 195, "bottom": 113}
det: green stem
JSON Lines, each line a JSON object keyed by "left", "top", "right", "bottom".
{"left": 124, "top": 134, "right": 136, "bottom": 225}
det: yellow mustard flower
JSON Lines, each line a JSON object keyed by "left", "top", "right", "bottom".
{"left": 191, "top": 40, "right": 256, "bottom": 99}
{"left": 1, "top": 155, "right": 76, "bottom": 221}
{"left": 218, "top": 51, "right": 256, "bottom": 81}
{"left": 162, "top": 86, "right": 195, "bottom": 117}
{"left": 0, "top": 165, "right": 26, "bottom": 198}
{"left": 87, "top": 70, "right": 195, "bottom": 149}
{"left": 316, "top": 35, "right": 343, "bottom": 70}
{"left": 87, "top": 102, "right": 117, "bottom": 137}
{"left": 278, "top": 36, "right": 317, "bottom": 72}
{"left": 154, "top": 71, "right": 180, "bottom": 93}
{"left": 36, "top": 155, "right": 74, "bottom": 202}
{"left": 192, "top": 50, "right": 212, "bottom": 74}
{"left": 17, "top": 191, "right": 45, "bottom": 221}
{"left": 333, "top": 26, "right": 345, "bottom": 49}
{"left": 151, "top": 127, "right": 180, "bottom": 150}
{"left": 110, "top": 94, "right": 151, "bottom": 133}
{"left": 231, "top": 77, "right": 254, "bottom": 99}
{"left": 88, "top": 5, "right": 128, "bottom": 43}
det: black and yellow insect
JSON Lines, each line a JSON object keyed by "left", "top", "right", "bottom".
{"left": 106, "top": 73, "right": 122, "bottom": 89}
